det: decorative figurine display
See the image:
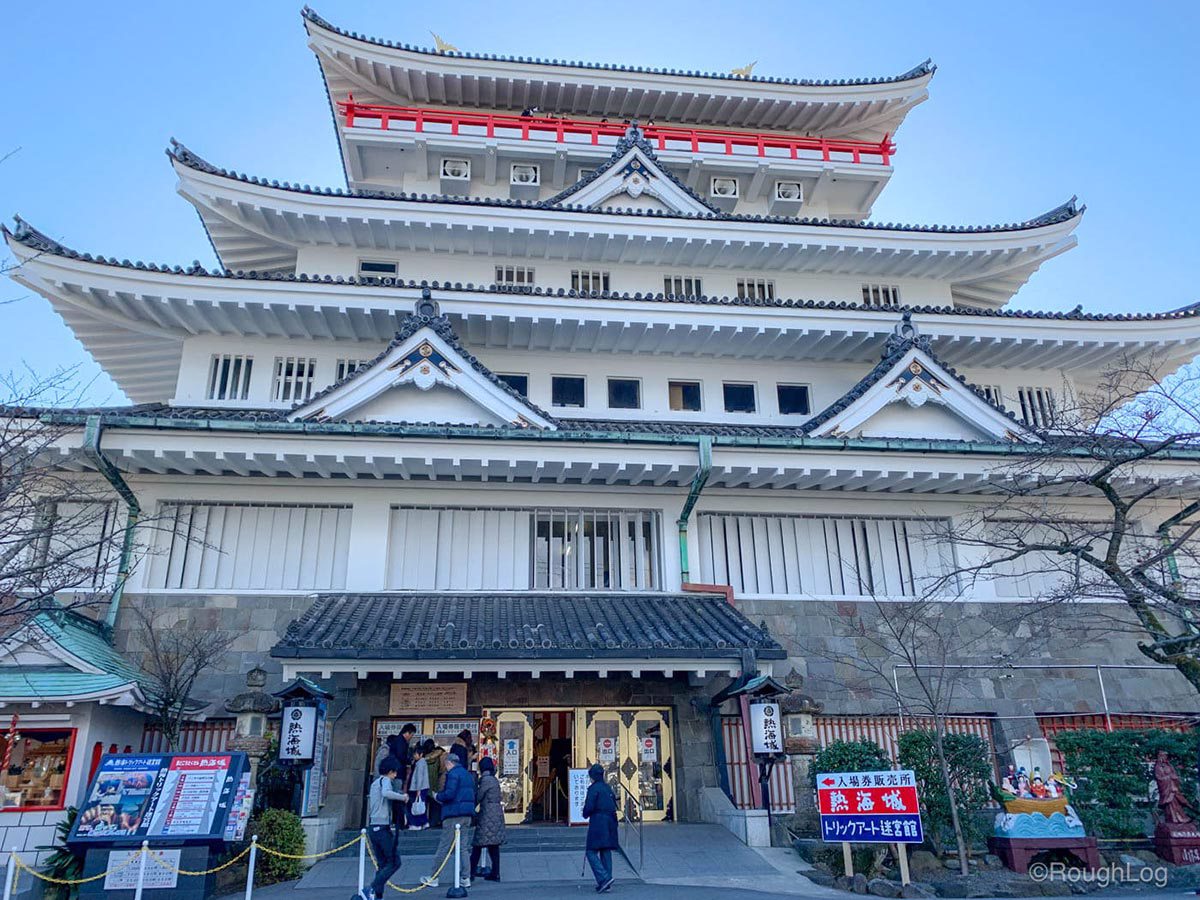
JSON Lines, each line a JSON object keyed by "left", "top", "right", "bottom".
{"left": 988, "top": 759, "right": 1099, "bottom": 873}
{"left": 1152, "top": 751, "right": 1200, "bottom": 864}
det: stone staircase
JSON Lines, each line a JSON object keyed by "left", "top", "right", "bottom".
{"left": 331, "top": 823, "right": 589, "bottom": 858}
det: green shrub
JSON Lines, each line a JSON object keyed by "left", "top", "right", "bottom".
{"left": 897, "top": 730, "right": 992, "bottom": 854}
{"left": 37, "top": 807, "right": 82, "bottom": 900}
{"left": 1055, "top": 728, "right": 1198, "bottom": 838}
{"left": 248, "top": 808, "right": 306, "bottom": 885}
{"left": 810, "top": 739, "right": 891, "bottom": 789}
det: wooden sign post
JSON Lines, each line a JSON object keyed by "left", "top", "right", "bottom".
{"left": 842, "top": 841, "right": 854, "bottom": 877}
{"left": 896, "top": 842, "right": 910, "bottom": 885}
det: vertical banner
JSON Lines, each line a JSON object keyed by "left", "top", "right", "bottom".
{"left": 568, "top": 768, "right": 590, "bottom": 826}
{"left": 280, "top": 706, "right": 317, "bottom": 760}
{"left": 749, "top": 701, "right": 784, "bottom": 754}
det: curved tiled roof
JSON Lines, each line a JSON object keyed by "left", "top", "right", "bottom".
{"left": 9, "top": 215, "right": 1190, "bottom": 325}
{"left": 272, "top": 590, "right": 785, "bottom": 660}
{"left": 302, "top": 7, "right": 935, "bottom": 91}
{"left": 167, "top": 140, "right": 1083, "bottom": 234}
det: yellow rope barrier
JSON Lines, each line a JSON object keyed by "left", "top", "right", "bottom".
{"left": 12, "top": 847, "right": 144, "bottom": 884}
{"left": 256, "top": 831, "right": 365, "bottom": 861}
{"left": 144, "top": 843, "right": 253, "bottom": 877}
{"left": 365, "top": 828, "right": 459, "bottom": 893}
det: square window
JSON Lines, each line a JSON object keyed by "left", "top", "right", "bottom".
{"left": 723, "top": 382, "right": 756, "bottom": 413}
{"left": 498, "top": 373, "right": 529, "bottom": 397}
{"left": 664, "top": 275, "right": 703, "bottom": 297}
{"left": 552, "top": 376, "right": 586, "bottom": 408}
{"left": 777, "top": 384, "right": 811, "bottom": 415}
{"left": 571, "top": 270, "right": 610, "bottom": 293}
{"left": 669, "top": 380, "right": 702, "bottom": 412}
{"left": 607, "top": 378, "right": 641, "bottom": 409}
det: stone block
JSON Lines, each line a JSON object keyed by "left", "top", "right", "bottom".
{"left": 852, "top": 872, "right": 869, "bottom": 893}
{"left": 868, "top": 877, "right": 902, "bottom": 897}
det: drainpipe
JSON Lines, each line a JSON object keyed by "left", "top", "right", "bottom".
{"left": 677, "top": 436, "right": 712, "bottom": 583}
{"left": 82, "top": 416, "right": 140, "bottom": 631}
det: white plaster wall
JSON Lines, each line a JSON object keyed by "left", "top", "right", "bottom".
{"left": 291, "top": 246, "right": 956, "bottom": 309}
{"left": 856, "top": 403, "right": 992, "bottom": 441}
{"left": 349, "top": 383, "right": 508, "bottom": 425}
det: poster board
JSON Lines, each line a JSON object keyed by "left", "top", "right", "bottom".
{"left": 816, "top": 769, "right": 923, "bottom": 843}
{"left": 68, "top": 752, "right": 248, "bottom": 847}
{"left": 568, "top": 768, "right": 590, "bottom": 827}
{"left": 389, "top": 683, "right": 467, "bottom": 716}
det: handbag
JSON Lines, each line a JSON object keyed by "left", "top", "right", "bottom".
{"left": 411, "top": 795, "right": 427, "bottom": 816}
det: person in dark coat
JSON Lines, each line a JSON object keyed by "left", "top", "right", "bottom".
{"left": 449, "top": 729, "right": 475, "bottom": 767}
{"left": 470, "top": 757, "right": 506, "bottom": 881}
{"left": 420, "top": 752, "right": 475, "bottom": 888}
{"left": 385, "top": 724, "right": 416, "bottom": 829}
{"left": 582, "top": 763, "right": 619, "bottom": 892}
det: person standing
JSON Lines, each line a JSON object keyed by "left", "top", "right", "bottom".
{"left": 582, "top": 764, "right": 618, "bottom": 893}
{"left": 421, "top": 752, "right": 475, "bottom": 888}
{"left": 450, "top": 729, "right": 475, "bottom": 767}
{"left": 423, "top": 740, "right": 446, "bottom": 828}
{"left": 407, "top": 743, "right": 430, "bottom": 830}
{"left": 470, "top": 757, "right": 506, "bottom": 881}
{"left": 386, "top": 724, "right": 416, "bottom": 830}
{"left": 359, "top": 755, "right": 406, "bottom": 900}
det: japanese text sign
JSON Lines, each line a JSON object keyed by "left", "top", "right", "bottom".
{"left": 816, "top": 769, "right": 923, "bottom": 844}
{"left": 749, "top": 701, "right": 784, "bottom": 754}
{"left": 280, "top": 706, "right": 317, "bottom": 760}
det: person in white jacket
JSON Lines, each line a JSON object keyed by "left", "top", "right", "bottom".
{"left": 406, "top": 742, "right": 431, "bottom": 830}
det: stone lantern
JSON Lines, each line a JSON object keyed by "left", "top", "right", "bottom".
{"left": 224, "top": 666, "right": 280, "bottom": 787}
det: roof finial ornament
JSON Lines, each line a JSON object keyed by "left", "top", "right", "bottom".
{"left": 894, "top": 310, "right": 917, "bottom": 340}
{"left": 415, "top": 287, "right": 439, "bottom": 318}
{"left": 625, "top": 120, "right": 642, "bottom": 141}
{"left": 730, "top": 61, "right": 758, "bottom": 79}
{"left": 430, "top": 32, "right": 459, "bottom": 53}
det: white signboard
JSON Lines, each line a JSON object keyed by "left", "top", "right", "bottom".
{"left": 749, "top": 701, "right": 784, "bottom": 755}
{"left": 568, "top": 768, "right": 590, "bottom": 826}
{"left": 105, "top": 849, "right": 179, "bottom": 890}
{"left": 280, "top": 706, "right": 317, "bottom": 760}
{"left": 598, "top": 737, "right": 617, "bottom": 762}
{"left": 433, "top": 720, "right": 479, "bottom": 738}
{"left": 502, "top": 739, "right": 520, "bottom": 776}
{"left": 639, "top": 737, "right": 658, "bottom": 763}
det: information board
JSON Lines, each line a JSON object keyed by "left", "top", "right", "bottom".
{"left": 104, "top": 849, "right": 179, "bottom": 890}
{"left": 69, "top": 752, "right": 248, "bottom": 846}
{"left": 568, "top": 768, "right": 590, "bottom": 826}
{"left": 816, "top": 770, "right": 923, "bottom": 844}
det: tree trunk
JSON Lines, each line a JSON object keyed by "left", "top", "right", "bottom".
{"left": 933, "top": 720, "right": 970, "bottom": 876}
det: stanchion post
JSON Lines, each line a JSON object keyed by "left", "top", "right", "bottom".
{"left": 446, "top": 822, "right": 467, "bottom": 898}
{"left": 134, "top": 840, "right": 150, "bottom": 900}
{"left": 3, "top": 847, "right": 16, "bottom": 900}
{"left": 358, "top": 828, "right": 367, "bottom": 895}
{"left": 245, "top": 834, "right": 259, "bottom": 900}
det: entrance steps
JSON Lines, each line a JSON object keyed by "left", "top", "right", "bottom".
{"left": 331, "top": 823, "right": 588, "bottom": 857}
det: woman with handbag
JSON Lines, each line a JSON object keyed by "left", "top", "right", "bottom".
{"left": 470, "top": 757, "right": 506, "bottom": 881}
{"left": 406, "top": 743, "right": 430, "bottom": 830}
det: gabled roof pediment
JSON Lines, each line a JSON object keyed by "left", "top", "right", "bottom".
{"left": 289, "top": 296, "right": 557, "bottom": 429}
{"left": 546, "top": 126, "right": 720, "bottom": 216}
{"left": 805, "top": 314, "right": 1042, "bottom": 444}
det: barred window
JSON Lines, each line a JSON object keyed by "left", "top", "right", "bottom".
{"left": 736, "top": 278, "right": 775, "bottom": 301}
{"left": 271, "top": 357, "right": 317, "bottom": 403}
{"left": 981, "top": 385, "right": 1004, "bottom": 407}
{"left": 1017, "top": 387, "right": 1056, "bottom": 429}
{"left": 335, "top": 358, "right": 370, "bottom": 382}
{"left": 387, "top": 507, "right": 662, "bottom": 591}
{"left": 571, "top": 270, "right": 610, "bottom": 293}
{"left": 697, "top": 513, "right": 956, "bottom": 597}
{"left": 495, "top": 265, "right": 535, "bottom": 287}
{"left": 207, "top": 355, "right": 253, "bottom": 401}
{"left": 664, "top": 275, "right": 703, "bottom": 297}
{"left": 861, "top": 284, "right": 901, "bottom": 307}
{"left": 147, "top": 502, "right": 351, "bottom": 591}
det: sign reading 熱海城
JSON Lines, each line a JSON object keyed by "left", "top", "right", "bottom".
{"left": 748, "top": 701, "right": 784, "bottom": 755}
{"left": 279, "top": 706, "right": 318, "bottom": 760}
{"left": 816, "top": 770, "right": 923, "bottom": 844}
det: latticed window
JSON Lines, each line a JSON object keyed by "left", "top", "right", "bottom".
{"left": 664, "top": 275, "right": 703, "bottom": 296}
{"left": 571, "top": 270, "right": 610, "bottom": 292}
{"left": 861, "top": 284, "right": 901, "bottom": 307}
{"left": 696, "top": 513, "right": 956, "bottom": 597}
{"left": 207, "top": 354, "right": 253, "bottom": 401}
{"left": 495, "top": 265, "right": 535, "bottom": 287}
{"left": 736, "top": 278, "right": 775, "bottom": 300}
{"left": 147, "top": 502, "right": 351, "bottom": 591}
{"left": 272, "top": 357, "right": 317, "bottom": 403}
{"left": 1017, "top": 387, "right": 1056, "bottom": 429}
{"left": 334, "top": 358, "right": 369, "bottom": 382}
{"left": 981, "top": 385, "right": 1004, "bottom": 407}
{"left": 387, "top": 507, "right": 663, "bottom": 591}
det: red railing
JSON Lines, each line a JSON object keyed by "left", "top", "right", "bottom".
{"left": 338, "top": 99, "right": 894, "bottom": 166}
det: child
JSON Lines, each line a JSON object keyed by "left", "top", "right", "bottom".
{"left": 407, "top": 743, "right": 430, "bottom": 830}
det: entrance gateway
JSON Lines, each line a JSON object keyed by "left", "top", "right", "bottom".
{"left": 372, "top": 707, "right": 673, "bottom": 824}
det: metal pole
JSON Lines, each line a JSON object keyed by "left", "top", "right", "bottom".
{"left": 245, "top": 835, "right": 258, "bottom": 900}
{"left": 3, "top": 847, "right": 16, "bottom": 900}
{"left": 445, "top": 822, "right": 467, "bottom": 898}
{"left": 1096, "top": 666, "right": 1113, "bottom": 732}
{"left": 133, "top": 841, "right": 149, "bottom": 900}
{"left": 358, "top": 828, "right": 367, "bottom": 895}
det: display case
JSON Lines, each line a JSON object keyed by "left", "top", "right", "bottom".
{"left": 1, "top": 728, "right": 76, "bottom": 811}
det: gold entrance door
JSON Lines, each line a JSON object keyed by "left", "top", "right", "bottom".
{"left": 628, "top": 709, "right": 672, "bottom": 822}
{"left": 583, "top": 710, "right": 628, "bottom": 821}
{"left": 494, "top": 711, "right": 534, "bottom": 825}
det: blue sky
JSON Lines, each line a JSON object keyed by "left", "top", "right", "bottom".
{"left": 2, "top": 1, "right": 1198, "bottom": 404}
